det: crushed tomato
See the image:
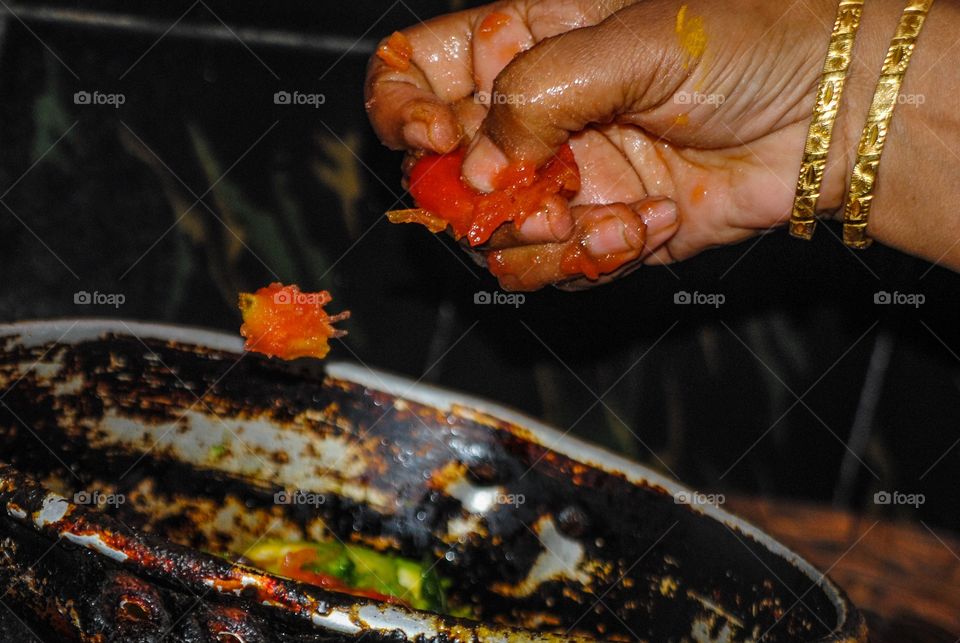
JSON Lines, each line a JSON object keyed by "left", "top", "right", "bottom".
{"left": 238, "top": 283, "right": 349, "bottom": 360}
{"left": 376, "top": 31, "right": 413, "bottom": 71}
{"left": 406, "top": 144, "right": 580, "bottom": 246}
{"left": 386, "top": 208, "right": 449, "bottom": 233}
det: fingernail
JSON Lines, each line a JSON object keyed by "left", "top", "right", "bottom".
{"left": 545, "top": 195, "right": 573, "bottom": 240}
{"left": 639, "top": 198, "right": 678, "bottom": 238}
{"left": 516, "top": 196, "right": 572, "bottom": 243}
{"left": 584, "top": 214, "right": 642, "bottom": 256}
{"left": 518, "top": 212, "right": 550, "bottom": 241}
{"left": 402, "top": 121, "right": 432, "bottom": 150}
{"left": 463, "top": 134, "right": 509, "bottom": 192}
{"left": 548, "top": 208, "right": 574, "bottom": 241}
{"left": 429, "top": 118, "right": 459, "bottom": 152}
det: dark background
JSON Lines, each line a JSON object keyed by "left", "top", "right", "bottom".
{"left": 0, "top": 1, "right": 957, "bottom": 533}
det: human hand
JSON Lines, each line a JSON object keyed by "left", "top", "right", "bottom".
{"left": 366, "top": 0, "right": 857, "bottom": 290}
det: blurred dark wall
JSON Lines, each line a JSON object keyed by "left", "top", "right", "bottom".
{"left": 0, "top": 1, "right": 957, "bottom": 532}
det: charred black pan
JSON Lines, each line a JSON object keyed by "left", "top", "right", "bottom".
{"left": 0, "top": 320, "right": 866, "bottom": 641}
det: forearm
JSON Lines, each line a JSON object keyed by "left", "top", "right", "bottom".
{"left": 825, "top": 0, "right": 960, "bottom": 268}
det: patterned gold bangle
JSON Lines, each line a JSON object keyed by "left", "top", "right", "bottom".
{"left": 842, "top": 0, "right": 934, "bottom": 248}
{"left": 789, "top": 0, "right": 865, "bottom": 240}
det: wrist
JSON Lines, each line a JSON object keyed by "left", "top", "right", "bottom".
{"left": 815, "top": 0, "right": 901, "bottom": 219}
{"left": 819, "top": 0, "right": 960, "bottom": 268}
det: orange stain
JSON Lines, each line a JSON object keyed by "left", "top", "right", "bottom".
{"left": 498, "top": 42, "right": 522, "bottom": 61}
{"left": 690, "top": 183, "right": 707, "bottom": 205}
{"left": 673, "top": 113, "right": 690, "bottom": 126}
{"left": 478, "top": 12, "right": 512, "bottom": 38}
{"left": 376, "top": 32, "right": 413, "bottom": 71}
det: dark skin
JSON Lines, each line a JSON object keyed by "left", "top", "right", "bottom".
{"left": 365, "top": 0, "right": 960, "bottom": 290}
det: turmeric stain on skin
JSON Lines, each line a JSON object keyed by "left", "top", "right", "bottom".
{"left": 675, "top": 5, "right": 707, "bottom": 66}
{"left": 673, "top": 113, "right": 690, "bottom": 127}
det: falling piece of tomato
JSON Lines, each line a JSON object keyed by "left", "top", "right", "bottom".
{"left": 238, "top": 283, "right": 349, "bottom": 360}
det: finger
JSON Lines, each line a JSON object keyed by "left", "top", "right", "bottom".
{"left": 567, "top": 127, "right": 646, "bottom": 206}
{"left": 484, "top": 194, "right": 575, "bottom": 249}
{"left": 560, "top": 197, "right": 680, "bottom": 288}
{"left": 576, "top": 201, "right": 647, "bottom": 257}
{"left": 484, "top": 127, "right": 648, "bottom": 250}
{"left": 555, "top": 258, "right": 645, "bottom": 291}
{"left": 366, "top": 81, "right": 462, "bottom": 152}
{"left": 471, "top": 9, "right": 534, "bottom": 95}
{"left": 366, "top": 11, "right": 480, "bottom": 152}
{"left": 470, "top": 1, "right": 635, "bottom": 97}
{"left": 641, "top": 245, "right": 679, "bottom": 267}
{"left": 452, "top": 96, "right": 488, "bottom": 141}
{"left": 485, "top": 243, "right": 566, "bottom": 292}
{"left": 485, "top": 198, "right": 676, "bottom": 290}
{"left": 634, "top": 197, "right": 680, "bottom": 256}
{"left": 462, "top": 6, "right": 679, "bottom": 191}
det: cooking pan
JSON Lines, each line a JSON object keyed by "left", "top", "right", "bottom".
{"left": 0, "top": 319, "right": 866, "bottom": 641}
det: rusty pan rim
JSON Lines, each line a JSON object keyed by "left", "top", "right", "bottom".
{"left": 0, "top": 318, "right": 866, "bottom": 642}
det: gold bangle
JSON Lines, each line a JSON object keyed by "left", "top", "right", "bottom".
{"left": 842, "top": 0, "right": 934, "bottom": 248}
{"left": 790, "top": 0, "right": 865, "bottom": 240}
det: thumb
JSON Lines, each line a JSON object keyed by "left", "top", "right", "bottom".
{"left": 463, "top": 11, "right": 677, "bottom": 191}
